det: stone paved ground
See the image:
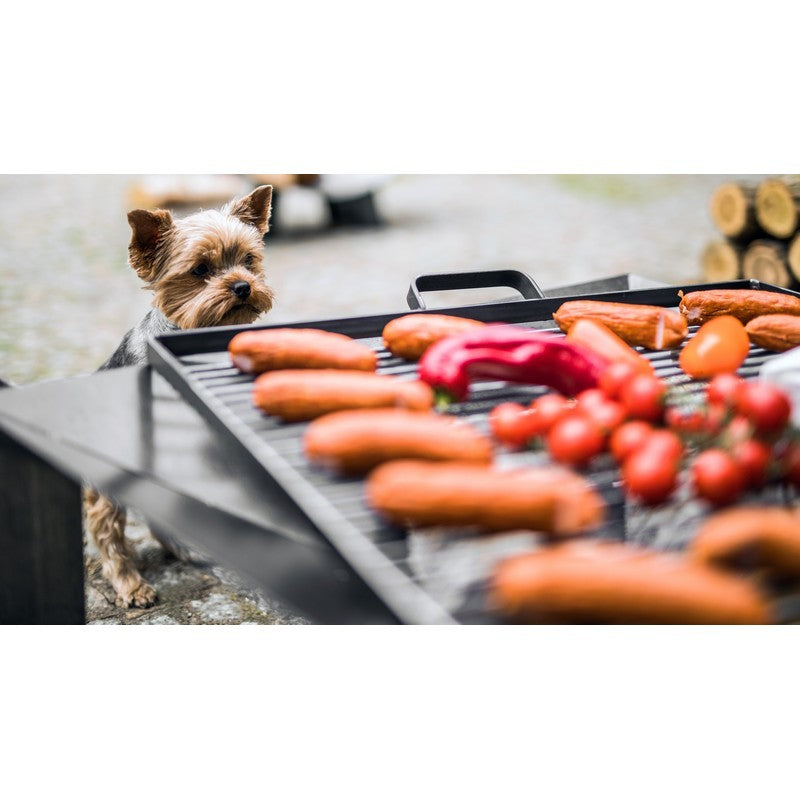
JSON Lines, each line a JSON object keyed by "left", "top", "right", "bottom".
{"left": 0, "top": 174, "right": 764, "bottom": 623}
{"left": 84, "top": 515, "right": 307, "bottom": 625}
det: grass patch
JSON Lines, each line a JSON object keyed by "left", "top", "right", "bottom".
{"left": 554, "top": 175, "right": 681, "bottom": 203}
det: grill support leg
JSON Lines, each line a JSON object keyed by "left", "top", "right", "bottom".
{"left": 0, "top": 430, "right": 86, "bottom": 624}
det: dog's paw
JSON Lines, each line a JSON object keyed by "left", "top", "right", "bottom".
{"left": 115, "top": 581, "right": 158, "bottom": 609}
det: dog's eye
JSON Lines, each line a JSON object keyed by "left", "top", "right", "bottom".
{"left": 243, "top": 254, "right": 255, "bottom": 267}
{"left": 192, "top": 263, "right": 210, "bottom": 277}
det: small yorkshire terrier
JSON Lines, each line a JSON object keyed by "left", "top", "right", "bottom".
{"left": 84, "top": 185, "right": 275, "bottom": 608}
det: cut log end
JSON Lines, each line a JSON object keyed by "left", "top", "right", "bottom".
{"left": 755, "top": 178, "right": 800, "bottom": 239}
{"left": 742, "top": 240, "right": 793, "bottom": 288}
{"left": 701, "top": 240, "right": 742, "bottom": 283}
{"left": 787, "top": 233, "right": 800, "bottom": 283}
{"left": 709, "top": 183, "right": 758, "bottom": 239}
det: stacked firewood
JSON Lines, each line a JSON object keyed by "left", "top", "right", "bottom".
{"left": 702, "top": 176, "right": 800, "bottom": 288}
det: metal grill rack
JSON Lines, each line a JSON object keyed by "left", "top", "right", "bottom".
{"left": 148, "top": 277, "right": 800, "bottom": 623}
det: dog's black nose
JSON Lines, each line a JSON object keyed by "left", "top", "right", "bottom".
{"left": 232, "top": 281, "right": 251, "bottom": 299}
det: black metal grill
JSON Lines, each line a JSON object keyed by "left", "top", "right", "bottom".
{"left": 148, "top": 276, "right": 800, "bottom": 624}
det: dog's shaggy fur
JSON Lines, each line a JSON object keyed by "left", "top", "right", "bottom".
{"left": 85, "top": 185, "right": 274, "bottom": 608}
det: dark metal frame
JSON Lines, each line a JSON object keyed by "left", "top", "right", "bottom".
{"left": 151, "top": 277, "right": 800, "bottom": 357}
{"left": 0, "top": 429, "right": 85, "bottom": 623}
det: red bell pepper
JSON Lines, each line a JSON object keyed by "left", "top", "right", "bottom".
{"left": 418, "top": 324, "right": 608, "bottom": 403}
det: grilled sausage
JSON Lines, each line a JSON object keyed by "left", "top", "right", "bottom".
{"left": 252, "top": 370, "right": 433, "bottom": 422}
{"left": 490, "top": 540, "right": 770, "bottom": 624}
{"left": 690, "top": 507, "right": 800, "bottom": 578}
{"left": 229, "top": 328, "right": 377, "bottom": 374}
{"left": 382, "top": 314, "right": 485, "bottom": 360}
{"left": 745, "top": 314, "right": 800, "bottom": 352}
{"left": 566, "top": 318, "right": 654, "bottom": 375}
{"left": 553, "top": 300, "right": 687, "bottom": 349}
{"left": 304, "top": 409, "right": 493, "bottom": 474}
{"left": 365, "top": 460, "right": 604, "bottom": 536}
{"left": 678, "top": 289, "right": 800, "bottom": 326}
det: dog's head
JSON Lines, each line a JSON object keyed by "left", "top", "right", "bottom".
{"left": 127, "top": 185, "right": 275, "bottom": 329}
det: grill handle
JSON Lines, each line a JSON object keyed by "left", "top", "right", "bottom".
{"left": 406, "top": 269, "right": 545, "bottom": 310}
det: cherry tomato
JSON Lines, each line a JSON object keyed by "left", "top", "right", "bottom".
{"left": 703, "top": 402, "right": 728, "bottom": 436}
{"left": 665, "top": 403, "right": 727, "bottom": 438}
{"left": 610, "top": 421, "right": 653, "bottom": 463}
{"left": 575, "top": 388, "right": 609, "bottom": 411}
{"left": 707, "top": 373, "right": 743, "bottom": 408}
{"left": 528, "top": 393, "right": 572, "bottom": 435}
{"left": 665, "top": 405, "right": 707, "bottom": 435}
{"left": 489, "top": 402, "right": 541, "bottom": 449}
{"left": 620, "top": 374, "right": 666, "bottom": 423}
{"left": 641, "top": 429, "right": 684, "bottom": 462}
{"left": 679, "top": 316, "right": 750, "bottom": 379}
{"left": 599, "top": 362, "right": 640, "bottom": 400}
{"left": 546, "top": 412, "right": 605, "bottom": 467}
{"left": 691, "top": 449, "right": 746, "bottom": 506}
{"left": 730, "top": 438, "right": 771, "bottom": 489}
{"left": 581, "top": 399, "right": 627, "bottom": 436}
{"left": 776, "top": 442, "right": 800, "bottom": 489}
{"left": 724, "top": 415, "right": 755, "bottom": 445}
{"left": 622, "top": 444, "right": 680, "bottom": 505}
{"left": 735, "top": 382, "right": 792, "bottom": 436}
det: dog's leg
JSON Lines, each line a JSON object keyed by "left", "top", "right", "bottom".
{"left": 83, "top": 488, "right": 157, "bottom": 608}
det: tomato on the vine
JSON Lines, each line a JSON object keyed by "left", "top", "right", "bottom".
{"left": 489, "top": 403, "right": 540, "bottom": 449}
{"left": 546, "top": 412, "right": 605, "bottom": 467}
{"left": 641, "top": 430, "right": 684, "bottom": 462}
{"left": 730, "top": 438, "right": 771, "bottom": 489}
{"left": 622, "top": 443, "right": 680, "bottom": 505}
{"left": 575, "top": 388, "right": 609, "bottom": 411}
{"left": 779, "top": 443, "right": 800, "bottom": 489}
{"left": 610, "top": 421, "right": 653, "bottom": 463}
{"left": 691, "top": 449, "right": 746, "bottom": 506}
{"left": 707, "top": 373, "right": 743, "bottom": 408}
{"left": 581, "top": 399, "right": 626, "bottom": 436}
{"left": 528, "top": 393, "right": 572, "bottom": 434}
{"left": 665, "top": 405, "right": 707, "bottom": 435}
{"left": 735, "top": 382, "right": 792, "bottom": 436}
{"left": 599, "top": 362, "right": 640, "bottom": 400}
{"left": 703, "top": 402, "right": 728, "bottom": 436}
{"left": 723, "top": 415, "right": 754, "bottom": 445}
{"left": 620, "top": 374, "right": 666, "bottom": 423}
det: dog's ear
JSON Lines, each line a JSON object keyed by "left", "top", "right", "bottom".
{"left": 228, "top": 185, "right": 273, "bottom": 234}
{"left": 127, "top": 209, "right": 174, "bottom": 282}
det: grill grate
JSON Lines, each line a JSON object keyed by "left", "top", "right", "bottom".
{"left": 149, "top": 279, "right": 800, "bottom": 623}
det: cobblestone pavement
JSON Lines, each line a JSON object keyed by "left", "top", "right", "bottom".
{"left": 84, "top": 514, "right": 307, "bottom": 625}
{"left": 0, "top": 174, "right": 763, "bottom": 623}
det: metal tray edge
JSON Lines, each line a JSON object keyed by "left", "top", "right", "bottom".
{"left": 147, "top": 338, "right": 458, "bottom": 625}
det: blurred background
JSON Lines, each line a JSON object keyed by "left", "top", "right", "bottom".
{"left": 0, "top": 174, "right": 768, "bottom": 385}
